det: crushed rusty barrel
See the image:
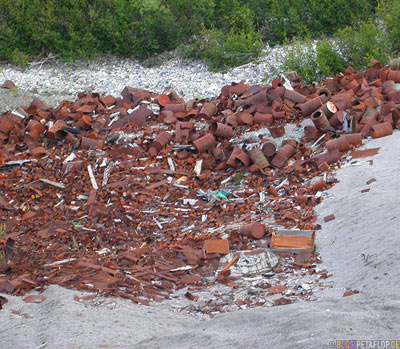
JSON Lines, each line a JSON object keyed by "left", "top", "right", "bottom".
{"left": 271, "top": 144, "right": 296, "bottom": 168}
{"left": 240, "top": 222, "right": 265, "bottom": 239}
{"left": 370, "top": 122, "right": 393, "bottom": 138}
{"left": 300, "top": 95, "right": 327, "bottom": 116}
{"left": 254, "top": 112, "right": 273, "bottom": 125}
{"left": 193, "top": 133, "right": 216, "bottom": 152}
{"left": 382, "top": 80, "right": 396, "bottom": 94}
{"left": 199, "top": 103, "right": 216, "bottom": 119}
{"left": 30, "top": 146, "right": 47, "bottom": 158}
{"left": 152, "top": 131, "right": 172, "bottom": 152}
{"left": 0, "top": 116, "right": 15, "bottom": 135}
{"left": 325, "top": 135, "right": 350, "bottom": 152}
{"left": 268, "top": 125, "right": 285, "bottom": 138}
{"left": 314, "top": 149, "right": 341, "bottom": 167}
{"left": 210, "top": 121, "right": 233, "bottom": 138}
{"left": 330, "top": 91, "right": 353, "bottom": 110}
{"left": 47, "top": 120, "right": 68, "bottom": 141}
{"left": 80, "top": 136, "right": 103, "bottom": 150}
{"left": 164, "top": 103, "right": 186, "bottom": 114}
{"left": 311, "top": 110, "right": 331, "bottom": 131}
{"left": 238, "top": 113, "right": 253, "bottom": 125}
{"left": 283, "top": 89, "right": 307, "bottom": 104}
{"left": 345, "top": 133, "right": 362, "bottom": 147}
{"left": 249, "top": 147, "right": 269, "bottom": 169}
{"left": 261, "top": 139, "right": 277, "bottom": 157}
{"left": 387, "top": 69, "right": 400, "bottom": 83}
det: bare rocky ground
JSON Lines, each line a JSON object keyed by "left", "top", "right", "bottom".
{"left": 1, "top": 58, "right": 400, "bottom": 348}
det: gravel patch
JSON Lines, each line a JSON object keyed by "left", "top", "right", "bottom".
{"left": 0, "top": 46, "right": 286, "bottom": 112}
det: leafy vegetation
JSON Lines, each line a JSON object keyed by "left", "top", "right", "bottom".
{"left": 0, "top": 0, "right": 379, "bottom": 70}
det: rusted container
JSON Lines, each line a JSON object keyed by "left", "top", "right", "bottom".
{"left": 193, "top": 133, "right": 216, "bottom": 152}
{"left": 370, "top": 122, "right": 393, "bottom": 138}
{"left": 199, "top": 103, "right": 217, "bottom": 119}
{"left": 330, "top": 91, "right": 353, "bottom": 110}
{"left": 27, "top": 119, "right": 45, "bottom": 135}
{"left": 152, "top": 131, "right": 172, "bottom": 152}
{"left": 254, "top": 112, "right": 273, "bottom": 125}
{"left": 314, "top": 149, "right": 341, "bottom": 167}
{"left": 283, "top": 89, "right": 307, "bottom": 104}
{"left": 249, "top": 147, "right": 269, "bottom": 169}
{"left": 272, "top": 111, "right": 285, "bottom": 120}
{"left": 47, "top": 120, "right": 68, "bottom": 140}
{"left": 157, "top": 94, "right": 170, "bottom": 106}
{"left": 210, "top": 122, "right": 233, "bottom": 138}
{"left": 311, "top": 110, "right": 331, "bottom": 131}
{"left": 80, "top": 136, "right": 102, "bottom": 150}
{"left": 325, "top": 136, "right": 350, "bottom": 152}
{"left": 163, "top": 103, "right": 186, "bottom": 114}
{"left": 268, "top": 126, "right": 285, "bottom": 138}
{"left": 238, "top": 113, "right": 253, "bottom": 125}
{"left": 304, "top": 125, "right": 318, "bottom": 140}
{"left": 320, "top": 101, "right": 337, "bottom": 118}
{"left": 328, "top": 110, "right": 345, "bottom": 128}
{"left": 226, "top": 115, "right": 238, "bottom": 128}
{"left": 387, "top": 90, "right": 400, "bottom": 103}
{"left": 227, "top": 148, "right": 250, "bottom": 167}
{"left": 247, "top": 90, "right": 268, "bottom": 105}
{"left": 30, "top": 146, "right": 47, "bottom": 158}
{"left": 0, "top": 116, "right": 14, "bottom": 135}
{"left": 240, "top": 222, "right": 265, "bottom": 239}
{"left": 382, "top": 80, "right": 396, "bottom": 95}
{"left": 300, "top": 95, "right": 327, "bottom": 116}
{"left": 387, "top": 70, "right": 400, "bottom": 83}
{"left": 271, "top": 144, "right": 296, "bottom": 168}
{"left": 261, "top": 140, "right": 277, "bottom": 157}
{"left": 345, "top": 133, "right": 362, "bottom": 147}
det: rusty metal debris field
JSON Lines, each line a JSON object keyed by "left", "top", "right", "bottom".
{"left": 0, "top": 61, "right": 397, "bottom": 313}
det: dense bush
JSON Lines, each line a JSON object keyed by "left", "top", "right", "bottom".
{"left": 316, "top": 40, "right": 347, "bottom": 78}
{"left": 248, "top": 0, "right": 376, "bottom": 44}
{"left": 336, "top": 20, "right": 390, "bottom": 71}
{"left": 0, "top": 0, "right": 379, "bottom": 69}
{"left": 378, "top": 0, "right": 400, "bottom": 55}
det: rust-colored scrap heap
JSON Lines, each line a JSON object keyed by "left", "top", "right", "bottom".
{"left": 0, "top": 60, "right": 397, "bottom": 305}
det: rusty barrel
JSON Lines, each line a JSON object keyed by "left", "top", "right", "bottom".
{"left": 249, "top": 147, "right": 269, "bottom": 169}
{"left": 193, "top": 133, "right": 216, "bottom": 152}
{"left": 240, "top": 222, "right": 266, "bottom": 239}
{"left": 210, "top": 121, "right": 233, "bottom": 138}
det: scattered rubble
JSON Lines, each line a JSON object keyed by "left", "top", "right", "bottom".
{"left": 0, "top": 60, "right": 398, "bottom": 313}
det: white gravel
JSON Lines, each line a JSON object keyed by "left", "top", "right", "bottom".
{"left": 0, "top": 46, "right": 286, "bottom": 103}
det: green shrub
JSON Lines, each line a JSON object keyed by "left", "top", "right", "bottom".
{"left": 378, "top": 0, "right": 400, "bottom": 54}
{"left": 316, "top": 40, "right": 347, "bottom": 78}
{"left": 192, "top": 27, "right": 262, "bottom": 71}
{"left": 336, "top": 20, "right": 390, "bottom": 71}
{"left": 261, "top": 0, "right": 375, "bottom": 44}
{"left": 277, "top": 39, "right": 320, "bottom": 84}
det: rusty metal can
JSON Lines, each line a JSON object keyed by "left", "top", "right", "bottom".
{"left": 240, "top": 222, "right": 266, "bottom": 239}
{"left": 199, "top": 103, "right": 217, "bottom": 119}
{"left": 371, "top": 122, "right": 393, "bottom": 138}
{"left": 254, "top": 112, "right": 273, "bottom": 125}
{"left": 47, "top": 120, "right": 68, "bottom": 140}
{"left": 249, "top": 147, "right": 269, "bottom": 169}
{"left": 261, "top": 139, "right": 277, "bottom": 157}
{"left": 311, "top": 110, "right": 331, "bottom": 131}
{"left": 210, "top": 121, "right": 233, "bottom": 138}
{"left": 152, "top": 131, "right": 172, "bottom": 152}
{"left": 193, "top": 133, "right": 216, "bottom": 152}
{"left": 268, "top": 126, "right": 285, "bottom": 138}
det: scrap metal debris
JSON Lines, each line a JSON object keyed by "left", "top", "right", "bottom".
{"left": 0, "top": 61, "right": 398, "bottom": 312}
